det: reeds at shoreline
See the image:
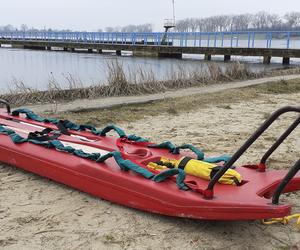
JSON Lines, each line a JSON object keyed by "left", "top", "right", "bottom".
{"left": 1, "top": 60, "right": 299, "bottom": 107}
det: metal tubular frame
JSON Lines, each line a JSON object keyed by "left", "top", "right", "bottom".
{"left": 0, "top": 99, "right": 11, "bottom": 113}
{"left": 205, "top": 106, "right": 300, "bottom": 198}
{"left": 272, "top": 159, "right": 300, "bottom": 204}
{"left": 260, "top": 116, "right": 300, "bottom": 164}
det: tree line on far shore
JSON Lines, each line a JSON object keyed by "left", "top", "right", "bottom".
{"left": 1, "top": 11, "right": 300, "bottom": 33}
{"left": 0, "top": 23, "right": 153, "bottom": 33}
{"left": 174, "top": 11, "right": 300, "bottom": 32}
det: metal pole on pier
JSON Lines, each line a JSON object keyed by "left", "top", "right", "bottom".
{"left": 172, "top": 0, "right": 176, "bottom": 22}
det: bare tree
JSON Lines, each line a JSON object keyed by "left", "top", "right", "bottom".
{"left": 1, "top": 11, "right": 300, "bottom": 34}
{"left": 1, "top": 24, "right": 15, "bottom": 32}
{"left": 268, "top": 14, "right": 282, "bottom": 29}
{"left": 188, "top": 18, "right": 198, "bottom": 32}
{"left": 136, "top": 23, "right": 153, "bottom": 32}
{"left": 216, "top": 15, "right": 232, "bottom": 32}
{"left": 173, "top": 11, "right": 300, "bottom": 33}
{"left": 105, "top": 27, "right": 114, "bottom": 32}
{"left": 252, "top": 11, "right": 269, "bottom": 29}
{"left": 20, "top": 24, "right": 28, "bottom": 32}
{"left": 196, "top": 18, "right": 205, "bottom": 32}
{"left": 174, "top": 19, "right": 189, "bottom": 32}
{"left": 284, "top": 12, "right": 300, "bottom": 28}
{"left": 234, "top": 14, "right": 253, "bottom": 31}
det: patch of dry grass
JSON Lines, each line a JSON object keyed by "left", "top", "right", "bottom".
{"left": 248, "top": 78, "right": 300, "bottom": 94}
{"left": 57, "top": 78, "right": 300, "bottom": 127}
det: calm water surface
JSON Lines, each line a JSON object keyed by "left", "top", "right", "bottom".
{"left": 0, "top": 46, "right": 298, "bottom": 94}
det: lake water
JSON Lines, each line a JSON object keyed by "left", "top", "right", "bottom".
{"left": 0, "top": 46, "right": 299, "bottom": 94}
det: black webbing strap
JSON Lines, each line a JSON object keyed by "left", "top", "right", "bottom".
{"left": 178, "top": 157, "right": 193, "bottom": 170}
{"left": 28, "top": 128, "right": 61, "bottom": 142}
{"left": 153, "top": 161, "right": 175, "bottom": 169}
{"left": 56, "top": 120, "right": 71, "bottom": 135}
{"left": 210, "top": 166, "right": 241, "bottom": 186}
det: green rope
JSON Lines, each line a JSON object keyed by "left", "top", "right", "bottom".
{"left": 153, "top": 169, "right": 188, "bottom": 190}
{"left": 148, "top": 142, "right": 204, "bottom": 159}
{"left": 0, "top": 125, "right": 187, "bottom": 190}
{"left": 149, "top": 141, "right": 231, "bottom": 163}
{"left": 98, "top": 125, "right": 126, "bottom": 137}
{"left": 127, "top": 134, "right": 149, "bottom": 142}
{"left": 204, "top": 155, "right": 231, "bottom": 163}
{"left": 12, "top": 108, "right": 59, "bottom": 124}
{"left": 11, "top": 108, "right": 229, "bottom": 163}
{"left": 96, "top": 151, "right": 154, "bottom": 179}
{"left": 96, "top": 151, "right": 188, "bottom": 189}
{"left": 0, "top": 125, "right": 101, "bottom": 160}
{"left": 12, "top": 109, "right": 147, "bottom": 142}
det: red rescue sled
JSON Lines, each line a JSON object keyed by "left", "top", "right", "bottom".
{"left": 0, "top": 100, "right": 299, "bottom": 221}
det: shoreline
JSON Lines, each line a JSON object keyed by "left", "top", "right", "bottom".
{"left": 1, "top": 60, "right": 300, "bottom": 109}
{"left": 13, "top": 73, "right": 300, "bottom": 114}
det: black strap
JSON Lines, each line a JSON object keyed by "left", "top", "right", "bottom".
{"left": 41, "top": 128, "right": 53, "bottom": 134}
{"left": 178, "top": 157, "right": 193, "bottom": 170}
{"left": 57, "top": 120, "right": 71, "bottom": 135}
{"left": 232, "top": 177, "right": 241, "bottom": 186}
{"left": 210, "top": 166, "right": 222, "bottom": 180}
{"left": 210, "top": 166, "right": 241, "bottom": 186}
{"left": 28, "top": 128, "right": 61, "bottom": 142}
{"left": 154, "top": 161, "right": 175, "bottom": 169}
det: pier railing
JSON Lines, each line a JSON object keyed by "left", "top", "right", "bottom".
{"left": 0, "top": 31, "right": 299, "bottom": 49}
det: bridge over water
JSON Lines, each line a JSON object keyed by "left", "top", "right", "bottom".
{"left": 1, "top": 31, "right": 300, "bottom": 64}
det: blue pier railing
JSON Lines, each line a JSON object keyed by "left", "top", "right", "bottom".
{"left": 0, "top": 31, "right": 299, "bottom": 49}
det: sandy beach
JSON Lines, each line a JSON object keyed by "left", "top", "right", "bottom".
{"left": 0, "top": 83, "right": 299, "bottom": 249}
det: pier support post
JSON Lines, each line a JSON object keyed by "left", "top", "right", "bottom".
{"left": 224, "top": 55, "right": 231, "bottom": 62}
{"left": 158, "top": 52, "right": 182, "bottom": 59}
{"left": 282, "top": 57, "right": 290, "bottom": 65}
{"left": 97, "top": 49, "right": 103, "bottom": 54}
{"left": 24, "top": 45, "right": 45, "bottom": 50}
{"left": 46, "top": 46, "right": 51, "bottom": 51}
{"left": 88, "top": 49, "right": 93, "bottom": 53}
{"left": 116, "top": 50, "right": 122, "bottom": 56}
{"left": 69, "top": 48, "right": 75, "bottom": 52}
{"left": 12, "top": 44, "right": 25, "bottom": 49}
{"left": 133, "top": 51, "right": 159, "bottom": 57}
{"left": 63, "top": 47, "right": 68, "bottom": 51}
{"left": 263, "top": 56, "right": 271, "bottom": 64}
{"left": 204, "top": 54, "right": 212, "bottom": 61}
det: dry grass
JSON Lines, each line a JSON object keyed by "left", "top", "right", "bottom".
{"left": 250, "top": 78, "right": 300, "bottom": 94}
{"left": 58, "top": 78, "right": 300, "bottom": 127}
{"left": 0, "top": 60, "right": 296, "bottom": 107}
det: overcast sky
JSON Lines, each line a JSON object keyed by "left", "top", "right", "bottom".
{"left": 1, "top": 0, "right": 299, "bottom": 31}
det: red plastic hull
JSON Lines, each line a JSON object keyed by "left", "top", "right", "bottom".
{"left": 0, "top": 109, "right": 299, "bottom": 220}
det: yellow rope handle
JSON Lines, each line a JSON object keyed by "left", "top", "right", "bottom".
{"left": 262, "top": 213, "right": 300, "bottom": 229}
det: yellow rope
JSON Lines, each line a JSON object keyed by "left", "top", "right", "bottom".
{"left": 262, "top": 213, "right": 300, "bottom": 229}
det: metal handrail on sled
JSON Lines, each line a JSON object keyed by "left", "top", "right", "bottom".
{"left": 272, "top": 159, "right": 300, "bottom": 204}
{"left": 0, "top": 99, "right": 11, "bottom": 114}
{"left": 204, "top": 106, "right": 300, "bottom": 200}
